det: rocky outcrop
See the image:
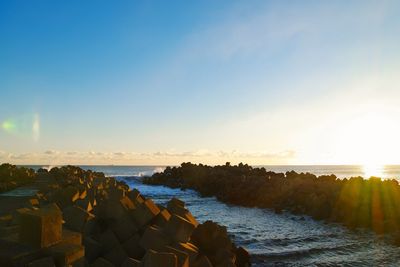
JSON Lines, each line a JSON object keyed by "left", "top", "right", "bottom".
{"left": 144, "top": 162, "right": 400, "bottom": 238}
{"left": 0, "top": 165, "right": 250, "bottom": 267}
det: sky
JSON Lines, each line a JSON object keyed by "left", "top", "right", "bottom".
{"left": 1, "top": 0, "right": 400, "bottom": 165}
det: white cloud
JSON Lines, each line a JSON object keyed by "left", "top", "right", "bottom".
{"left": 0, "top": 149, "right": 296, "bottom": 166}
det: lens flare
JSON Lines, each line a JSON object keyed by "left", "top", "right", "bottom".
{"left": 1, "top": 113, "right": 40, "bottom": 141}
{"left": 1, "top": 120, "right": 16, "bottom": 132}
{"left": 32, "top": 113, "right": 40, "bottom": 141}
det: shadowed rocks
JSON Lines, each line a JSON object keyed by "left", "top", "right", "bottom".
{"left": 0, "top": 164, "right": 250, "bottom": 267}
{"left": 144, "top": 162, "right": 400, "bottom": 241}
{"left": 0, "top": 164, "right": 36, "bottom": 193}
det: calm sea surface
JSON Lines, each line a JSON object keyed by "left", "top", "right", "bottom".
{"left": 59, "top": 164, "right": 400, "bottom": 179}
{"left": 26, "top": 165, "right": 400, "bottom": 266}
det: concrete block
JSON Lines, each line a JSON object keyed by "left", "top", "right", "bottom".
{"left": 83, "top": 237, "right": 102, "bottom": 263}
{"left": 44, "top": 242, "right": 84, "bottom": 267}
{"left": 120, "top": 196, "right": 137, "bottom": 211}
{"left": 87, "top": 188, "right": 96, "bottom": 206}
{"left": 130, "top": 199, "right": 160, "bottom": 228}
{"left": 193, "top": 255, "right": 213, "bottom": 267}
{"left": 27, "top": 256, "right": 55, "bottom": 267}
{"left": 82, "top": 218, "right": 101, "bottom": 237}
{"left": 169, "top": 198, "right": 185, "bottom": 207}
{"left": 0, "top": 239, "right": 42, "bottom": 267}
{"left": 29, "top": 198, "right": 40, "bottom": 207}
{"left": 0, "top": 225, "right": 19, "bottom": 238}
{"left": 62, "top": 228, "right": 82, "bottom": 246}
{"left": 95, "top": 229, "right": 120, "bottom": 253}
{"left": 139, "top": 226, "right": 171, "bottom": 251}
{"left": 126, "top": 189, "right": 144, "bottom": 205}
{"left": 95, "top": 199, "right": 126, "bottom": 222}
{"left": 167, "top": 201, "right": 198, "bottom": 227}
{"left": 122, "top": 234, "right": 145, "bottom": 260}
{"left": 182, "top": 212, "right": 199, "bottom": 228}
{"left": 19, "top": 203, "right": 62, "bottom": 248}
{"left": 103, "top": 244, "right": 128, "bottom": 266}
{"left": 235, "top": 246, "right": 250, "bottom": 267}
{"left": 12, "top": 207, "right": 31, "bottom": 225}
{"left": 92, "top": 257, "right": 115, "bottom": 267}
{"left": 174, "top": 242, "right": 199, "bottom": 265}
{"left": 153, "top": 208, "right": 171, "bottom": 227}
{"left": 121, "top": 257, "right": 140, "bottom": 267}
{"left": 63, "top": 205, "right": 94, "bottom": 232}
{"left": 142, "top": 249, "right": 177, "bottom": 267}
{"left": 110, "top": 215, "right": 138, "bottom": 243}
{"left": 75, "top": 198, "right": 93, "bottom": 212}
{"left": 78, "top": 188, "right": 87, "bottom": 200}
{"left": 108, "top": 186, "right": 125, "bottom": 200}
{"left": 54, "top": 186, "right": 80, "bottom": 208}
{"left": 163, "top": 214, "right": 195, "bottom": 243}
{"left": 71, "top": 257, "right": 87, "bottom": 267}
{"left": 215, "top": 249, "right": 236, "bottom": 266}
{"left": 0, "top": 214, "right": 13, "bottom": 227}
{"left": 215, "top": 258, "right": 236, "bottom": 267}
{"left": 162, "top": 246, "right": 189, "bottom": 267}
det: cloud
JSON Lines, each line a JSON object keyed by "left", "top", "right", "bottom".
{"left": 44, "top": 150, "right": 59, "bottom": 155}
{"left": 0, "top": 151, "right": 8, "bottom": 159}
{"left": 0, "top": 149, "right": 296, "bottom": 165}
{"left": 173, "top": 1, "right": 392, "bottom": 63}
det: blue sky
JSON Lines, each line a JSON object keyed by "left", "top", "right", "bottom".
{"left": 1, "top": 1, "right": 400, "bottom": 165}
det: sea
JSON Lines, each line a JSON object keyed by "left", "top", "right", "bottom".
{"left": 26, "top": 165, "right": 400, "bottom": 266}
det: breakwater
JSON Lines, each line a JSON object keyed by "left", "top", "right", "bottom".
{"left": 0, "top": 164, "right": 36, "bottom": 193}
{"left": 143, "top": 162, "right": 400, "bottom": 238}
{"left": 0, "top": 164, "right": 250, "bottom": 267}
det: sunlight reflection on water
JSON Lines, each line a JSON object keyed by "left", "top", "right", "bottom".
{"left": 362, "top": 164, "right": 385, "bottom": 179}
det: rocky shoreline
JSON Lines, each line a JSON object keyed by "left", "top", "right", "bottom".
{"left": 0, "top": 164, "right": 250, "bottom": 267}
{"left": 144, "top": 162, "right": 400, "bottom": 241}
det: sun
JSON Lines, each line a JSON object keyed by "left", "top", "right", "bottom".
{"left": 327, "top": 107, "right": 400, "bottom": 176}
{"left": 362, "top": 163, "right": 384, "bottom": 179}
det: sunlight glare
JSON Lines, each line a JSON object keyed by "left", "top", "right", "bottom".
{"left": 362, "top": 164, "right": 384, "bottom": 179}
{"left": 329, "top": 108, "right": 400, "bottom": 166}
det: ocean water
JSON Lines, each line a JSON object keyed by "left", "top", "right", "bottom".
{"left": 26, "top": 164, "right": 400, "bottom": 179}
{"left": 258, "top": 165, "right": 400, "bottom": 180}
{"left": 29, "top": 165, "right": 400, "bottom": 266}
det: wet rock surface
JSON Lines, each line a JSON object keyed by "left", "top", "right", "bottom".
{"left": 0, "top": 164, "right": 250, "bottom": 267}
